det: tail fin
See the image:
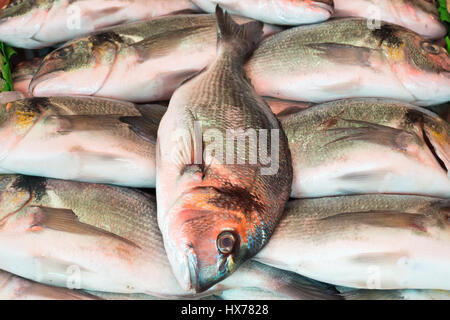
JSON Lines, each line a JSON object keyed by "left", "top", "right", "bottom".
{"left": 215, "top": 5, "right": 263, "bottom": 59}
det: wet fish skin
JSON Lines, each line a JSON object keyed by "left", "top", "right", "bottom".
{"left": 255, "top": 194, "right": 450, "bottom": 290}
{"left": 333, "top": 0, "right": 447, "bottom": 39}
{"left": 245, "top": 18, "right": 450, "bottom": 106}
{"left": 338, "top": 287, "right": 450, "bottom": 300}
{"left": 0, "top": 0, "right": 201, "bottom": 49}
{"left": 280, "top": 98, "right": 450, "bottom": 198}
{"left": 0, "top": 175, "right": 187, "bottom": 296}
{"left": 29, "top": 14, "right": 282, "bottom": 102}
{"left": 191, "top": 0, "right": 334, "bottom": 25}
{"left": 13, "top": 57, "right": 43, "bottom": 98}
{"left": 156, "top": 8, "right": 292, "bottom": 293}
{"left": 0, "top": 176, "right": 320, "bottom": 299}
{"left": 0, "top": 270, "right": 98, "bottom": 300}
{"left": 0, "top": 96, "right": 163, "bottom": 187}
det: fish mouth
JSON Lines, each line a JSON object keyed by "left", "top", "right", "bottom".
{"left": 28, "top": 69, "right": 63, "bottom": 96}
{"left": 167, "top": 240, "right": 201, "bottom": 293}
{"left": 311, "top": 0, "right": 334, "bottom": 14}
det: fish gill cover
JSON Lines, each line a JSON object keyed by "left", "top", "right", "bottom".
{"left": 0, "top": 42, "right": 15, "bottom": 91}
{"left": 438, "top": 0, "right": 450, "bottom": 52}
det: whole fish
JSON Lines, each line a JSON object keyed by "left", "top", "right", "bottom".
{"left": 156, "top": 8, "right": 292, "bottom": 293}
{"left": 255, "top": 194, "right": 450, "bottom": 290}
{"left": 333, "top": 0, "right": 447, "bottom": 39}
{"left": 28, "top": 14, "right": 281, "bottom": 102}
{"left": 338, "top": 287, "right": 450, "bottom": 300}
{"left": 280, "top": 99, "right": 450, "bottom": 198}
{"left": 245, "top": 18, "right": 450, "bottom": 106}
{"left": 0, "top": 0, "right": 201, "bottom": 49}
{"left": 0, "top": 270, "right": 98, "bottom": 300}
{"left": 191, "top": 0, "right": 334, "bottom": 25}
{"left": 13, "top": 57, "right": 43, "bottom": 98}
{"left": 0, "top": 176, "right": 330, "bottom": 299}
{"left": 0, "top": 96, "right": 164, "bottom": 187}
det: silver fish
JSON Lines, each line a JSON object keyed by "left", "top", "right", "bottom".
{"left": 29, "top": 13, "right": 281, "bottom": 102}
{"left": 0, "top": 96, "right": 164, "bottom": 187}
{"left": 156, "top": 8, "right": 292, "bottom": 292}
{"left": 255, "top": 194, "right": 450, "bottom": 290}
{"left": 333, "top": 0, "right": 447, "bottom": 39}
{"left": 0, "top": 0, "right": 201, "bottom": 48}
{"left": 245, "top": 18, "right": 450, "bottom": 106}
{"left": 280, "top": 98, "right": 450, "bottom": 198}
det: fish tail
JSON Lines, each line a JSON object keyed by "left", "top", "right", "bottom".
{"left": 215, "top": 5, "right": 263, "bottom": 59}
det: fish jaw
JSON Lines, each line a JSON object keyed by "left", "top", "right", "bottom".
{"left": 29, "top": 38, "right": 118, "bottom": 97}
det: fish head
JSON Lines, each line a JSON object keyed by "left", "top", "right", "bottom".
{"left": 162, "top": 186, "right": 267, "bottom": 292}
{"left": 274, "top": 0, "right": 334, "bottom": 24}
{"left": 29, "top": 34, "right": 119, "bottom": 97}
{"left": 376, "top": 24, "right": 450, "bottom": 105}
{"left": 392, "top": 0, "right": 446, "bottom": 39}
{"left": 0, "top": 0, "right": 52, "bottom": 48}
{"left": 0, "top": 98, "right": 45, "bottom": 162}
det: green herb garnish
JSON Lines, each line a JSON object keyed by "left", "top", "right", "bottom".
{"left": 0, "top": 42, "right": 16, "bottom": 92}
{"left": 437, "top": 0, "right": 450, "bottom": 52}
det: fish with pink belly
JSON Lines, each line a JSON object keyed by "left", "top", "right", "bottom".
{"left": 333, "top": 0, "right": 447, "bottom": 39}
{"left": 191, "top": 0, "right": 334, "bottom": 25}
{"left": 28, "top": 13, "right": 281, "bottom": 102}
{"left": 0, "top": 0, "right": 201, "bottom": 49}
{"left": 245, "top": 18, "right": 450, "bottom": 106}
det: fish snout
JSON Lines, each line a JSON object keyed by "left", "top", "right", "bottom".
{"left": 166, "top": 239, "right": 200, "bottom": 293}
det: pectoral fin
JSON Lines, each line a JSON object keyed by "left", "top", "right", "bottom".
{"left": 320, "top": 210, "right": 429, "bottom": 233}
{"left": 120, "top": 104, "right": 166, "bottom": 143}
{"left": 322, "top": 118, "right": 415, "bottom": 151}
{"left": 306, "top": 43, "right": 373, "bottom": 67}
{"left": 28, "top": 206, "right": 140, "bottom": 248}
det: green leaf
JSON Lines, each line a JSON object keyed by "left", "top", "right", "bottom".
{"left": 0, "top": 42, "right": 16, "bottom": 92}
{"left": 438, "top": 0, "right": 450, "bottom": 22}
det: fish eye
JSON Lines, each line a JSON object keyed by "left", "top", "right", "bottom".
{"left": 421, "top": 42, "right": 441, "bottom": 55}
{"left": 58, "top": 48, "right": 71, "bottom": 58}
{"left": 217, "top": 231, "right": 236, "bottom": 255}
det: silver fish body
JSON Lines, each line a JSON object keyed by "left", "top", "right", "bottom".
{"left": 333, "top": 0, "right": 447, "bottom": 39}
{"left": 29, "top": 14, "right": 281, "bottom": 102}
{"left": 157, "top": 9, "right": 292, "bottom": 292}
{"left": 0, "top": 0, "right": 201, "bottom": 49}
{"left": 191, "top": 0, "right": 334, "bottom": 25}
{"left": 280, "top": 99, "right": 450, "bottom": 198}
{"left": 0, "top": 175, "right": 331, "bottom": 299}
{"left": 245, "top": 18, "right": 450, "bottom": 106}
{"left": 255, "top": 194, "right": 450, "bottom": 290}
{"left": 0, "top": 96, "right": 163, "bottom": 187}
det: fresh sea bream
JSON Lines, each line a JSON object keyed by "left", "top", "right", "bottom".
{"left": 191, "top": 0, "right": 334, "bottom": 25}
{"left": 29, "top": 14, "right": 281, "bottom": 102}
{"left": 255, "top": 194, "right": 450, "bottom": 290}
{"left": 333, "top": 0, "right": 447, "bottom": 39}
{"left": 157, "top": 8, "right": 292, "bottom": 293}
{"left": 280, "top": 99, "right": 450, "bottom": 198}
{"left": 0, "top": 96, "right": 164, "bottom": 187}
{"left": 0, "top": 0, "right": 201, "bottom": 49}
{"left": 0, "top": 175, "right": 337, "bottom": 299}
{"left": 245, "top": 18, "right": 450, "bottom": 106}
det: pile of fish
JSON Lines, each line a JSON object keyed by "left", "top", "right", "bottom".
{"left": 0, "top": 0, "right": 449, "bottom": 300}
